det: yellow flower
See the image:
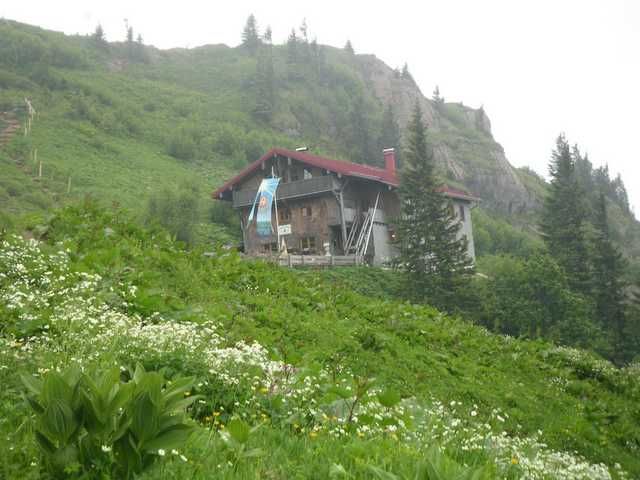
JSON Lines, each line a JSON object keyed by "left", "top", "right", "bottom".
{"left": 184, "top": 391, "right": 191, "bottom": 397}
{"left": 309, "top": 431, "right": 318, "bottom": 438}
{"left": 260, "top": 387, "right": 269, "bottom": 394}
{"left": 213, "top": 411, "right": 221, "bottom": 417}
{"left": 511, "top": 457, "right": 519, "bottom": 465}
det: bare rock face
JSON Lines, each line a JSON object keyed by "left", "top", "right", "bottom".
{"left": 357, "top": 54, "right": 539, "bottom": 214}
{"left": 358, "top": 54, "right": 439, "bottom": 130}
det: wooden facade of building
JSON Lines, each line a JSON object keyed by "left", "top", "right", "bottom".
{"left": 213, "top": 148, "right": 478, "bottom": 265}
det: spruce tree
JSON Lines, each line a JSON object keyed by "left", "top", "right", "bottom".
{"left": 299, "top": 19, "right": 311, "bottom": 62}
{"left": 310, "top": 38, "right": 320, "bottom": 78}
{"left": 592, "top": 193, "right": 628, "bottom": 362}
{"left": 263, "top": 25, "right": 272, "bottom": 44}
{"left": 300, "top": 19, "right": 309, "bottom": 43}
{"left": 349, "top": 95, "right": 371, "bottom": 164}
{"left": 253, "top": 42, "right": 275, "bottom": 122}
{"left": 287, "top": 29, "right": 301, "bottom": 80}
{"left": 93, "top": 24, "right": 106, "bottom": 47}
{"left": 125, "top": 24, "right": 135, "bottom": 60}
{"left": 378, "top": 103, "right": 401, "bottom": 167}
{"left": 241, "top": 14, "right": 260, "bottom": 55}
{"left": 432, "top": 85, "right": 444, "bottom": 104}
{"left": 541, "top": 134, "right": 591, "bottom": 294}
{"left": 401, "top": 63, "right": 412, "bottom": 81}
{"left": 344, "top": 40, "right": 354, "bottom": 55}
{"left": 395, "top": 103, "right": 474, "bottom": 310}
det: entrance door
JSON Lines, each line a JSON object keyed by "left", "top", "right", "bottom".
{"left": 330, "top": 225, "right": 344, "bottom": 255}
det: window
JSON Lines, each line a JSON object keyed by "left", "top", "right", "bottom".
{"left": 302, "top": 206, "right": 312, "bottom": 217}
{"left": 278, "top": 207, "right": 291, "bottom": 223}
{"left": 300, "top": 236, "right": 316, "bottom": 253}
{"left": 303, "top": 168, "right": 313, "bottom": 180}
{"left": 458, "top": 204, "right": 465, "bottom": 221}
{"left": 262, "top": 242, "right": 277, "bottom": 253}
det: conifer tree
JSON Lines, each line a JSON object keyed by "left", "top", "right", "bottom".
{"left": 310, "top": 38, "right": 320, "bottom": 77}
{"left": 432, "top": 85, "right": 444, "bottom": 104}
{"left": 242, "top": 14, "right": 260, "bottom": 55}
{"left": 378, "top": 103, "right": 401, "bottom": 167}
{"left": 125, "top": 22, "right": 135, "bottom": 60}
{"left": 253, "top": 41, "right": 275, "bottom": 122}
{"left": 401, "top": 63, "right": 412, "bottom": 81}
{"left": 287, "top": 29, "right": 301, "bottom": 80}
{"left": 300, "top": 19, "right": 309, "bottom": 43}
{"left": 263, "top": 25, "right": 272, "bottom": 43}
{"left": 349, "top": 95, "right": 371, "bottom": 164}
{"left": 395, "top": 103, "right": 474, "bottom": 310}
{"left": 541, "top": 135, "right": 591, "bottom": 294}
{"left": 93, "top": 24, "right": 106, "bottom": 47}
{"left": 299, "top": 19, "right": 311, "bottom": 61}
{"left": 592, "top": 193, "right": 628, "bottom": 362}
{"left": 344, "top": 40, "right": 354, "bottom": 55}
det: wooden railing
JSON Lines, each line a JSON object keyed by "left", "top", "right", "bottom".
{"left": 277, "top": 254, "right": 363, "bottom": 267}
{"left": 232, "top": 176, "right": 337, "bottom": 208}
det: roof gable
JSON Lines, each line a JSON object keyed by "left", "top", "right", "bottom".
{"left": 212, "top": 148, "right": 479, "bottom": 203}
{"left": 212, "top": 148, "right": 398, "bottom": 198}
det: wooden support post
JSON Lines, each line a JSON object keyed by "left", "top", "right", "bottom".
{"left": 288, "top": 254, "right": 292, "bottom": 267}
{"left": 338, "top": 189, "right": 348, "bottom": 254}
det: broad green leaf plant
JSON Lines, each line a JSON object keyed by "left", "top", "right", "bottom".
{"left": 21, "top": 363, "right": 197, "bottom": 478}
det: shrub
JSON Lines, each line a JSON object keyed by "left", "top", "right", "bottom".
{"left": 166, "top": 131, "right": 197, "bottom": 161}
{"left": 145, "top": 184, "right": 201, "bottom": 245}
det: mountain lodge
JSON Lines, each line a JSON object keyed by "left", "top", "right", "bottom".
{"left": 212, "top": 148, "right": 478, "bottom": 265}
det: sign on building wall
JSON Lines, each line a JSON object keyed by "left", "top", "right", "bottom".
{"left": 278, "top": 224, "right": 292, "bottom": 235}
{"left": 248, "top": 178, "right": 280, "bottom": 237}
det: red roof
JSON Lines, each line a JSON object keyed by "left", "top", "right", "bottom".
{"left": 436, "top": 185, "right": 481, "bottom": 202}
{"left": 212, "top": 147, "right": 478, "bottom": 202}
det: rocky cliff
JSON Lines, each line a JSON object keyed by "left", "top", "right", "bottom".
{"left": 357, "top": 54, "right": 541, "bottom": 214}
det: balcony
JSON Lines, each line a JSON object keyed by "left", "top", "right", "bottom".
{"left": 232, "top": 175, "right": 337, "bottom": 208}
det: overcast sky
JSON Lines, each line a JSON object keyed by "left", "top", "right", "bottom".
{"left": 3, "top": 1, "right": 639, "bottom": 214}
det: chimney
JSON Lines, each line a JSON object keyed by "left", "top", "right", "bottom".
{"left": 383, "top": 148, "right": 396, "bottom": 175}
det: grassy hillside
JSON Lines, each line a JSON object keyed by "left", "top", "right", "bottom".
{"left": 1, "top": 202, "right": 639, "bottom": 479}
{"left": 1, "top": 19, "right": 638, "bottom": 262}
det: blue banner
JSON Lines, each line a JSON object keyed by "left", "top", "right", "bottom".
{"left": 248, "top": 178, "right": 280, "bottom": 237}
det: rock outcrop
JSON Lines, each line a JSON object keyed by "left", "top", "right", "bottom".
{"left": 357, "top": 54, "right": 540, "bottom": 214}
